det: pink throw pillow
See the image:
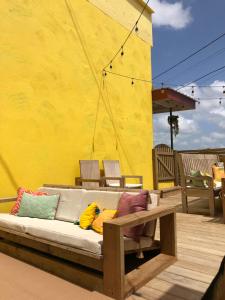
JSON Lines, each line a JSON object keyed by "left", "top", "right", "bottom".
{"left": 117, "top": 190, "right": 148, "bottom": 241}
{"left": 11, "top": 187, "right": 48, "bottom": 215}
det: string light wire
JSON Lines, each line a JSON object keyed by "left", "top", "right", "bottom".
{"left": 105, "top": 69, "right": 225, "bottom": 90}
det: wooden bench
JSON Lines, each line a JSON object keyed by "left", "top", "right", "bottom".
{"left": 0, "top": 185, "right": 177, "bottom": 300}
{"left": 176, "top": 153, "right": 221, "bottom": 216}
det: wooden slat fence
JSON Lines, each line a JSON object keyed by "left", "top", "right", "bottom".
{"left": 153, "top": 144, "right": 178, "bottom": 189}
{"left": 153, "top": 146, "right": 225, "bottom": 190}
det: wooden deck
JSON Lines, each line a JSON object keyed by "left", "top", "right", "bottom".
{"left": 128, "top": 192, "right": 225, "bottom": 300}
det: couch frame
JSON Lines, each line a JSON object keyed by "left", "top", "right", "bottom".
{"left": 0, "top": 185, "right": 176, "bottom": 300}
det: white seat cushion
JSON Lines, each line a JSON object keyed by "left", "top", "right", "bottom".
{"left": 214, "top": 181, "right": 222, "bottom": 188}
{"left": 38, "top": 187, "right": 85, "bottom": 222}
{"left": 0, "top": 213, "right": 154, "bottom": 255}
{"left": 0, "top": 214, "right": 103, "bottom": 255}
{"left": 0, "top": 213, "right": 33, "bottom": 233}
{"left": 26, "top": 219, "right": 103, "bottom": 255}
{"left": 108, "top": 183, "right": 142, "bottom": 188}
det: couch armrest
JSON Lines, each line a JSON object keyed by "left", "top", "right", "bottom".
{"left": 103, "top": 205, "right": 177, "bottom": 298}
{"left": 0, "top": 197, "right": 17, "bottom": 203}
{"left": 104, "top": 205, "right": 175, "bottom": 228}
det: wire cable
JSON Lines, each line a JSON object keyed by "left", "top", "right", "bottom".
{"left": 153, "top": 32, "right": 225, "bottom": 80}
{"left": 164, "top": 46, "right": 225, "bottom": 83}
{"left": 177, "top": 65, "right": 225, "bottom": 91}
{"left": 105, "top": 70, "right": 152, "bottom": 83}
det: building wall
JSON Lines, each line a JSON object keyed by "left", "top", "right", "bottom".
{"left": 0, "top": 0, "right": 153, "bottom": 202}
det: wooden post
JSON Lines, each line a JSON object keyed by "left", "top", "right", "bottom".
{"left": 169, "top": 108, "right": 174, "bottom": 150}
{"left": 103, "top": 223, "right": 124, "bottom": 300}
{"left": 176, "top": 153, "right": 188, "bottom": 213}
{"left": 173, "top": 150, "right": 179, "bottom": 186}
{"left": 152, "top": 148, "right": 159, "bottom": 190}
{"left": 160, "top": 212, "right": 177, "bottom": 257}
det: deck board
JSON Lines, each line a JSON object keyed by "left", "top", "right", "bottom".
{"left": 128, "top": 191, "right": 225, "bottom": 300}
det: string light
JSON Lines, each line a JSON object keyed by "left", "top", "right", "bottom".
{"left": 110, "top": 62, "right": 113, "bottom": 69}
{"left": 102, "top": 0, "right": 150, "bottom": 71}
{"left": 103, "top": 70, "right": 225, "bottom": 91}
{"left": 103, "top": 70, "right": 225, "bottom": 104}
{"left": 219, "top": 98, "right": 222, "bottom": 105}
{"left": 135, "top": 22, "right": 139, "bottom": 33}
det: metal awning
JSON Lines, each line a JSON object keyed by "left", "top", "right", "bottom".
{"left": 152, "top": 87, "right": 196, "bottom": 149}
{"left": 152, "top": 88, "right": 196, "bottom": 114}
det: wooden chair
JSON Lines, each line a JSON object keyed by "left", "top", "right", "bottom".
{"left": 176, "top": 153, "right": 221, "bottom": 216}
{"left": 102, "top": 160, "right": 143, "bottom": 189}
{"left": 75, "top": 160, "right": 102, "bottom": 188}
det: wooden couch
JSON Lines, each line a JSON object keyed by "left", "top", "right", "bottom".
{"left": 0, "top": 185, "right": 176, "bottom": 300}
{"left": 176, "top": 153, "right": 221, "bottom": 216}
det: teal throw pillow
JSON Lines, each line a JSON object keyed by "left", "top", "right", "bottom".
{"left": 17, "top": 192, "right": 60, "bottom": 220}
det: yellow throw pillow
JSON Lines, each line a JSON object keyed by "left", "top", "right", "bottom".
{"left": 79, "top": 202, "right": 99, "bottom": 230}
{"left": 92, "top": 209, "right": 117, "bottom": 234}
{"left": 212, "top": 166, "right": 225, "bottom": 181}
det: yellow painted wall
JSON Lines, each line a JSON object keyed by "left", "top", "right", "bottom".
{"left": 158, "top": 182, "right": 175, "bottom": 189}
{"left": 0, "top": 0, "right": 153, "bottom": 205}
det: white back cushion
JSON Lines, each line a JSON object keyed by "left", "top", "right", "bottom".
{"left": 38, "top": 187, "right": 85, "bottom": 222}
{"left": 82, "top": 190, "right": 122, "bottom": 211}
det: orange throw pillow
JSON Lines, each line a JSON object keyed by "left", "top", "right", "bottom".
{"left": 11, "top": 187, "right": 48, "bottom": 215}
{"left": 92, "top": 209, "right": 117, "bottom": 234}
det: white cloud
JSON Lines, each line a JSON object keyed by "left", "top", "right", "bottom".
{"left": 153, "top": 80, "right": 225, "bottom": 150}
{"left": 149, "top": 0, "right": 192, "bottom": 29}
{"left": 178, "top": 116, "right": 198, "bottom": 133}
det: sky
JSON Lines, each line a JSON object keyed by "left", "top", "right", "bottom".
{"left": 149, "top": 0, "right": 225, "bottom": 150}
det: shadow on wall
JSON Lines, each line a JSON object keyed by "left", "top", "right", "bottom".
{"left": 0, "top": 155, "right": 18, "bottom": 192}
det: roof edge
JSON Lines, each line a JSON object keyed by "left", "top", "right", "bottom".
{"left": 134, "top": 0, "right": 154, "bottom": 14}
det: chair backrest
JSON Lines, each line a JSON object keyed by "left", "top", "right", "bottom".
{"left": 79, "top": 160, "right": 100, "bottom": 188}
{"left": 179, "top": 153, "right": 219, "bottom": 176}
{"left": 102, "top": 160, "right": 121, "bottom": 186}
{"left": 177, "top": 153, "right": 219, "bottom": 186}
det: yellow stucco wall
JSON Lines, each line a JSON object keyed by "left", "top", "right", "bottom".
{"left": 0, "top": 0, "right": 153, "bottom": 204}
{"left": 158, "top": 182, "right": 175, "bottom": 189}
